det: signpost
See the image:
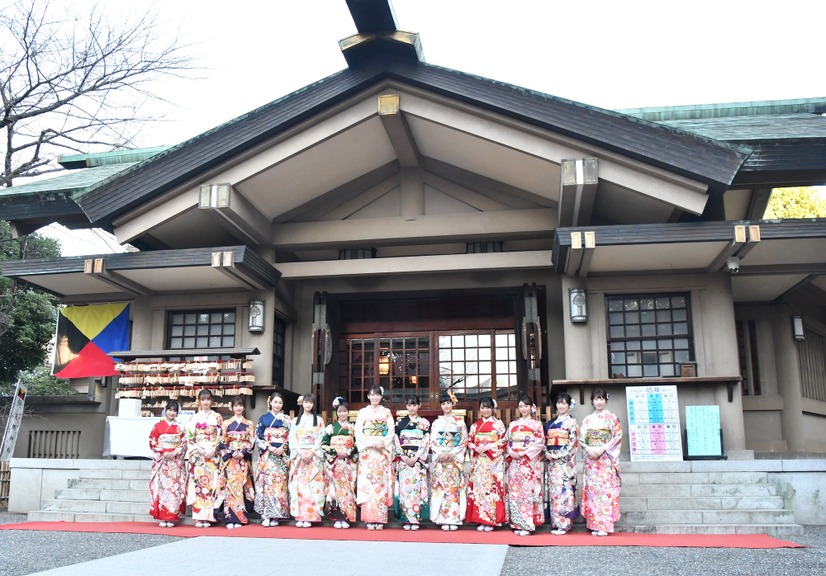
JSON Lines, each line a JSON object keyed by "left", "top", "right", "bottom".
{"left": 0, "top": 381, "right": 27, "bottom": 461}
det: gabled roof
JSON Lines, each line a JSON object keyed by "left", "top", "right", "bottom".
{"left": 621, "top": 98, "right": 826, "bottom": 187}
{"left": 71, "top": 55, "right": 748, "bottom": 230}
{"left": 0, "top": 147, "right": 170, "bottom": 235}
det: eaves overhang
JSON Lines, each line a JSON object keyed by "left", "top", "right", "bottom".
{"left": 0, "top": 245, "right": 280, "bottom": 300}
{"left": 553, "top": 219, "right": 826, "bottom": 303}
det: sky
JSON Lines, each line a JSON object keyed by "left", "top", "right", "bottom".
{"left": 20, "top": 0, "right": 826, "bottom": 253}
{"left": 103, "top": 0, "right": 826, "bottom": 147}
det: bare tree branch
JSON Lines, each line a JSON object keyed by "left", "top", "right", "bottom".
{"left": 1, "top": 0, "right": 195, "bottom": 187}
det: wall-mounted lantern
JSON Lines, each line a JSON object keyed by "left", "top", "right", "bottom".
{"left": 249, "top": 300, "right": 265, "bottom": 333}
{"left": 569, "top": 288, "right": 587, "bottom": 323}
{"left": 792, "top": 315, "right": 805, "bottom": 342}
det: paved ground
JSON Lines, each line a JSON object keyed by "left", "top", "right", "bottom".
{"left": 1, "top": 512, "right": 824, "bottom": 576}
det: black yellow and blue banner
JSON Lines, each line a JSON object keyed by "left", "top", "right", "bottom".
{"left": 52, "top": 303, "right": 130, "bottom": 378}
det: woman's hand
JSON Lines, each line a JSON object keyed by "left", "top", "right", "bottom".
{"left": 233, "top": 451, "right": 244, "bottom": 460}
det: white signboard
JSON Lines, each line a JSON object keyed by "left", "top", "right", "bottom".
{"left": 626, "top": 384, "right": 683, "bottom": 461}
{"left": 685, "top": 405, "right": 723, "bottom": 458}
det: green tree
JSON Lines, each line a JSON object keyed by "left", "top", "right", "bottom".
{"left": 0, "top": 220, "right": 61, "bottom": 384}
{"left": 764, "top": 187, "right": 826, "bottom": 219}
{"left": 1, "top": 363, "right": 77, "bottom": 396}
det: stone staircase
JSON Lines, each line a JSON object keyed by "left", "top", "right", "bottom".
{"left": 28, "top": 460, "right": 153, "bottom": 523}
{"left": 614, "top": 460, "right": 803, "bottom": 537}
{"left": 25, "top": 459, "right": 803, "bottom": 535}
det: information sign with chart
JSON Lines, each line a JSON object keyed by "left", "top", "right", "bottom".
{"left": 626, "top": 385, "right": 683, "bottom": 461}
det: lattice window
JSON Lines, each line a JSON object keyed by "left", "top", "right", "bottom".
{"left": 607, "top": 294, "right": 694, "bottom": 378}
{"left": 168, "top": 310, "right": 236, "bottom": 349}
{"left": 799, "top": 325, "right": 826, "bottom": 403}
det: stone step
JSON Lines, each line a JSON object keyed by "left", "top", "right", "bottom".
{"left": 68, "top": 478, "right": 134, "bottom": 490}
{"left": 620, "top": 495, "right": 786, "bottom": 511}
{"left": 76, "top": 468, "right": 151, "bottom": 481}
{"left": 620, "top": 483, "right": 779, "bottom": 498}
{"left": 99, "top": 489, "right": 150, "bottom": 503}
{"left": 42, "top": 499, "right": 108, "bottom": 513}
{"left": 622, "top": 471, "right": 770, "bottom": 485}
{"left": 56, "top": 487, "right": 149, "bottom": 502}
{"left": 690, "top": 483, "right": 778, "bottom": 497}
{"left": 106, "top": 501, "right": 151, "bottom": 515}
{"left": 622, "top": 509, "right": 797, "bottom": 525}
{"left": 615, "top": 523, "right": 804, "bottom": 537}
{"left": 55, "top": 488, "right": 101, "bottom": 500}
{"left": 28, "top": 510, "right": 155, "bottom": 523}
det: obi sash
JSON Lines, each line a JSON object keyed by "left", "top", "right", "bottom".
{"left": 436, "top": 428, "right": 461, "bottom": 448}
{"left": 330, "top": 434, "right": 354, "bottom": 452}
{"left": 296, "top": 428, "right": 321, "bottom": 450}
{"left": 399, "top": 427, "right": 425, "bottom": 452}
{"left": 584, "top": 427, "right": 612, "bottom": 447}
{"left": 264, "top": 427, "right": 288, "bottom": 447}
{"left": 474, "top": 431, "right": 500, "bottom": 446}
{"left": 193, "top": 426, "right": 219, "bottom": 445}
{"left": 509, "top": 427, "right": 534, "bottom": 451}
{"left": 362, "top": 419, "right": 388, "bottom": 437}
{"left": 545, "top": 427, "right": 569, "bottom": 450}
{"left": 157, "top": 433, "right": 181, "bottom": 451}
{"left": 226, "top": 431, "right": 252, "bottom": 452}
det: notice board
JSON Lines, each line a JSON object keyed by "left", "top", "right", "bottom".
{"left": 626, "top": 385, "right": 683, "bottom": 461}
{"left": 685, "top": 405, "right": 723, "bottom": 459}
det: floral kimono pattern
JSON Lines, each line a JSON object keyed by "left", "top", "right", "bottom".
{"left": 185, "top": 410, "right": 224, "bottom": 522}
{"left": 321, "top": 420, "right": 358, "bottom": 523}
{"left": 544, "top": 413, "right": 579, "bottom": 531}
{"left": 580, "top": 410, "right": 623, "bottom": 532}
{"left": 506, "top": 417, "right": 545, "bottom": 531}
{"left": 393, "top": 415, "right": 430, "bottom": 525}
{"left": 466, "top": 416, "right": 507, "bottom": 527}
{"left": 288, "top": 413, "right": 326, "bottom": 522}
{"left": 148, "top": 419, "right": 187, "bottom": 521}
{"left": 219, "top": 417, "right": 256, "bottom": 525}
{"left": 254, "top": 411, "right": 291, "bottom": 521}
{"left": 355, "top": 405, "right": 395, "bottom": 523}
{"left": 429, "top": 414, "right": 468, "bottom": 526}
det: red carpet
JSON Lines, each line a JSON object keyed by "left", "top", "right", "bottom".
{"left": 0, "top": 522, "right": 803, "bottom": 548}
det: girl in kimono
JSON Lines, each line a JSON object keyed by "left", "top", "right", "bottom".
{"left": 321, "top": 397, "right": 357, "bottom": 528}
{"left": 394, "top": 394, "right": 430, "bottom": 531}
{"left": 506, "top": 395, "right": 545, "bottom": 536}
{"left": 544, "top": 392, "right": 579, "bottom": 535}
{"left": 148, "top": 400, "right": 186, "bottom": 527}
{"left": 355, "top": 385, "right": 395, "bottom": 530}
{"left": 186, "top": 388, "right": 223, "bottom": 528}
{"left": 580, "top": 388, "right": 622, "bottom": 536}
{"left": 429, "top": 391, "right": 468, "bottom": 531}
{"left": 466, "top": 396, "right": 507, "bottom": 531}
{"left": 219, "top": 395, "right": 255, "bottom": 529}
{"left": 254, "top": 391, "right": 291, "bottom": 526}
{"left": 288, "top": 393, "right": 325, "bottom": 527}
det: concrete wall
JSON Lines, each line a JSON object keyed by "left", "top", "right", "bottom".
{"left": 738, "top": 297, "right": 826, "bottom": 455}
{"left": 559, "top": 272, "right": 749, "bottom": 456}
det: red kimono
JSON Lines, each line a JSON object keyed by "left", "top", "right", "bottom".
{"left": 148, "top": 419, "right": 187, "bottom": 521}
